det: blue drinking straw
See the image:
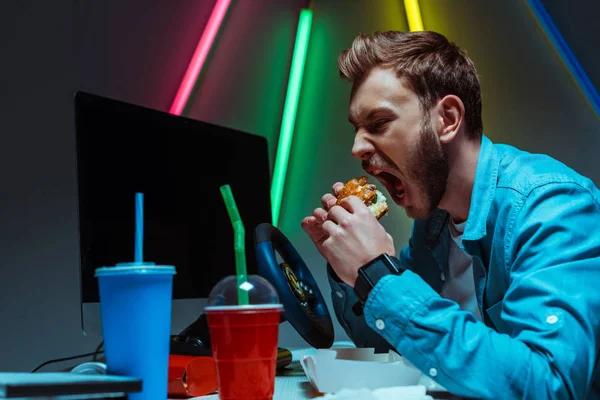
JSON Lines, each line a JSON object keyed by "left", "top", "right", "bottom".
{"left": 135, "top": 192, "right": 144, "bottom": 263}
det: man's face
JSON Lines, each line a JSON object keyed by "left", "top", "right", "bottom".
{"left": 348, "top": 67, "right": 449, "bottom": 220}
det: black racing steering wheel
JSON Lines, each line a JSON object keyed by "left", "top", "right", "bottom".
{"left": 254, "top": 223, "right": 334, "bottom": 348}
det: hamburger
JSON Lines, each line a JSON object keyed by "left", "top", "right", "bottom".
{"left": 336, "top": 176, "right": 389, "bottom": 219}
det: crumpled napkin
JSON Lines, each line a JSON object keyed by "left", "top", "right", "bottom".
{"left": 315, "top": 385, "right": 434, "bottom": 400}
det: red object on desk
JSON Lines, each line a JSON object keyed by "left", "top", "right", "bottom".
{"left": 206, "top": 307, "right": 281, "bottom": 399}
{"left": 168, "top": 355, "right": 218, "bottom": 397}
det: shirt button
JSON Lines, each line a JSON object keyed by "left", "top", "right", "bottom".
{"left": 429, "top": 368, "right": 437, "bottom": 377}
{"left": 440, "top": 273, "right": 445, "bottom": 282}
{"left": 375, "top": 319, "right": 385, "bottom": 330}
{"left": 546, "top": 315, "right": 558, "bottom": 324}
{"left": 336, "top": 291, "right": 343, "bottom": 298}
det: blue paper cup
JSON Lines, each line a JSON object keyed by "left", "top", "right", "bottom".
{"left": 95, "top": 262, "right": 176, "bottom": 400}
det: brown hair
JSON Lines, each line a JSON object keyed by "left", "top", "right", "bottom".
{"left": 338, "top": 31, "right": 483, "bottom": 140}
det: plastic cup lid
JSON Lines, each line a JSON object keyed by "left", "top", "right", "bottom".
{"left": 95, "top": 262, "right": 176, "bottom": 277}
{"left": 205, "top": 275, "right": 281, "bottom": 308}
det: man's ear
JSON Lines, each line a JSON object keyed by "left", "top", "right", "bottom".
{"left": 433, "top": 95, "right": 465, "bottom": 144}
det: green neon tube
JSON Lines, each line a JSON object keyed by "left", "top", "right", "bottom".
{"left": 270, "top": 8, "right": 313, "bottom": 227}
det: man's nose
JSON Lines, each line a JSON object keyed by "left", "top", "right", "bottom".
{"left": 352, "top": 133, "right": 374, "bottom": 161}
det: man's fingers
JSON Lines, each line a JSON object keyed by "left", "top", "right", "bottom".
{"left": 321, "top": 193, "right": 338, "bottom": 210}
{"left": 327, "top": 205, "right": 350, "bottom": 225}
{"left": 301, "top": 216, "right": 313, "bottom": 230}
{"left": 321, "top": 220, "right": 340, "bottom": 237}
{"left": 332, "top": 182, "right": 344, "bottom": 196}
{"left": 313, "top": 208, "right": 328, "bottom": 222}
{"left": 301, "top": 216, "right": 326, "bottom": 240}
{"left": 321, "top": 181, "right": 344, "bottom": 210}
{"left": 339, "top": 196, "right": 369, "bottom": 215}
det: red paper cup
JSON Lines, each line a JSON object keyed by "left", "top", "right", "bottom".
{"left": 206, "top": 305, "right": 282, "bottom": 400}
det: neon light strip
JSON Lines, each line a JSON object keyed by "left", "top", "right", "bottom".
{"left": 526, "top": 0, "right": 600, "bottom": 119}
{"left": 169, "top": 0, "right": 231, "bottom": 115}
{"left": 270, "top": 9, "right": 313, "bottom": 227}
{"left": 403, "top": 0, "right": 424, "bottom": 31}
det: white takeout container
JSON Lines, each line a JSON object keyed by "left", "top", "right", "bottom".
{"left": 299, "top": 347, "right": 423, "bottom": 394}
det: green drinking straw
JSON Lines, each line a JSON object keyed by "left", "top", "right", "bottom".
{"left": 219, "top": 184, "right": 249, "bottom": 306}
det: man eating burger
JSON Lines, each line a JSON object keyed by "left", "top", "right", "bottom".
{"left": 301, "top": 30, "right": 600, "bottom": 399}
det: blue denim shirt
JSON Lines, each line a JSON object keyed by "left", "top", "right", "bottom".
{"left": 328, "top": 135, "right": 600, "bottom": 399}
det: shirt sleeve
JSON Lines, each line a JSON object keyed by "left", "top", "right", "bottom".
{"left": 325, "top": 225, "right": 419, "bottom": 353}
{"left": 327, "top": 263, "right": 392, "bottom": 353}
{"left": 363, "top": 182, "right": 600, "bottom": 399}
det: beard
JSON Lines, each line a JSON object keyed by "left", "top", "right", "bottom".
{"left": 404, "top": 117, "right": 450, "bottom": 220}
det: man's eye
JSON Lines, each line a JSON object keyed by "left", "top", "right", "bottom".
{"left": 373, "top": 120, "right": 389, "bottom": 130}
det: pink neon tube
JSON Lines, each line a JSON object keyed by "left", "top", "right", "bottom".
{"left": 169, "top": 0, "right": 231, "bottom": 115}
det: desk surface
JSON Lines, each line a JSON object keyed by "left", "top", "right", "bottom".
{"left": 190, "top": 363, "right": 320, "bottom": 400}
{"left": 189, "top": 362, "right": 461, "bottom": 400}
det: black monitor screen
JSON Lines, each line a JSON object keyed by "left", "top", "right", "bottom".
{"left": 74, "top": 91, "right": 272, "bottom": 303}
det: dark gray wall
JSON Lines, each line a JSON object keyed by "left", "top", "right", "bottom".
{"left": 0, "top": 0, "right": 89, "bottom": 372}
{"left": 1, "top": 0, "right": 598, "bottom": 372}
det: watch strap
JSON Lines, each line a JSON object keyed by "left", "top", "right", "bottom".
{"left": 354, "top": 253, "right": 402, "bottom": 304}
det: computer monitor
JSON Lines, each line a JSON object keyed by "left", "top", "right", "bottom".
{"left": 74, "top": 91, "right": 272, "bottom": 337}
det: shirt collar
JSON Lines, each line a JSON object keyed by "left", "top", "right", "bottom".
{"left": 462, "top": 134, "right": 499, "bottom": 241}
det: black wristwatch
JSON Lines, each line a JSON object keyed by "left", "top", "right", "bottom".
{"left": 353, "top": 253, "right": 403, "bottom": 305}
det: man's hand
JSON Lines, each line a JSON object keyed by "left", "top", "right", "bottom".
{"left": 301, "top": 182, "right": 395, "bottom": 287}
{"left": 301, "top": 183, "right": 344, "bottom": 258}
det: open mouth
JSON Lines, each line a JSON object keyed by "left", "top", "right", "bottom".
{"left": 371, "top": 169, "right": 405, "bottom": 202}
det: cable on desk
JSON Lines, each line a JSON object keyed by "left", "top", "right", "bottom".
{"left": 31, "top": 341, "right": 104, "bottom": 372}
{"left": 92, "top": 341, "right": 103, "bottom": 361}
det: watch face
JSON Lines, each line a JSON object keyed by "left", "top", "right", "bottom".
{"left": 280, "top": 262, "right": 307, "bottom": 302}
